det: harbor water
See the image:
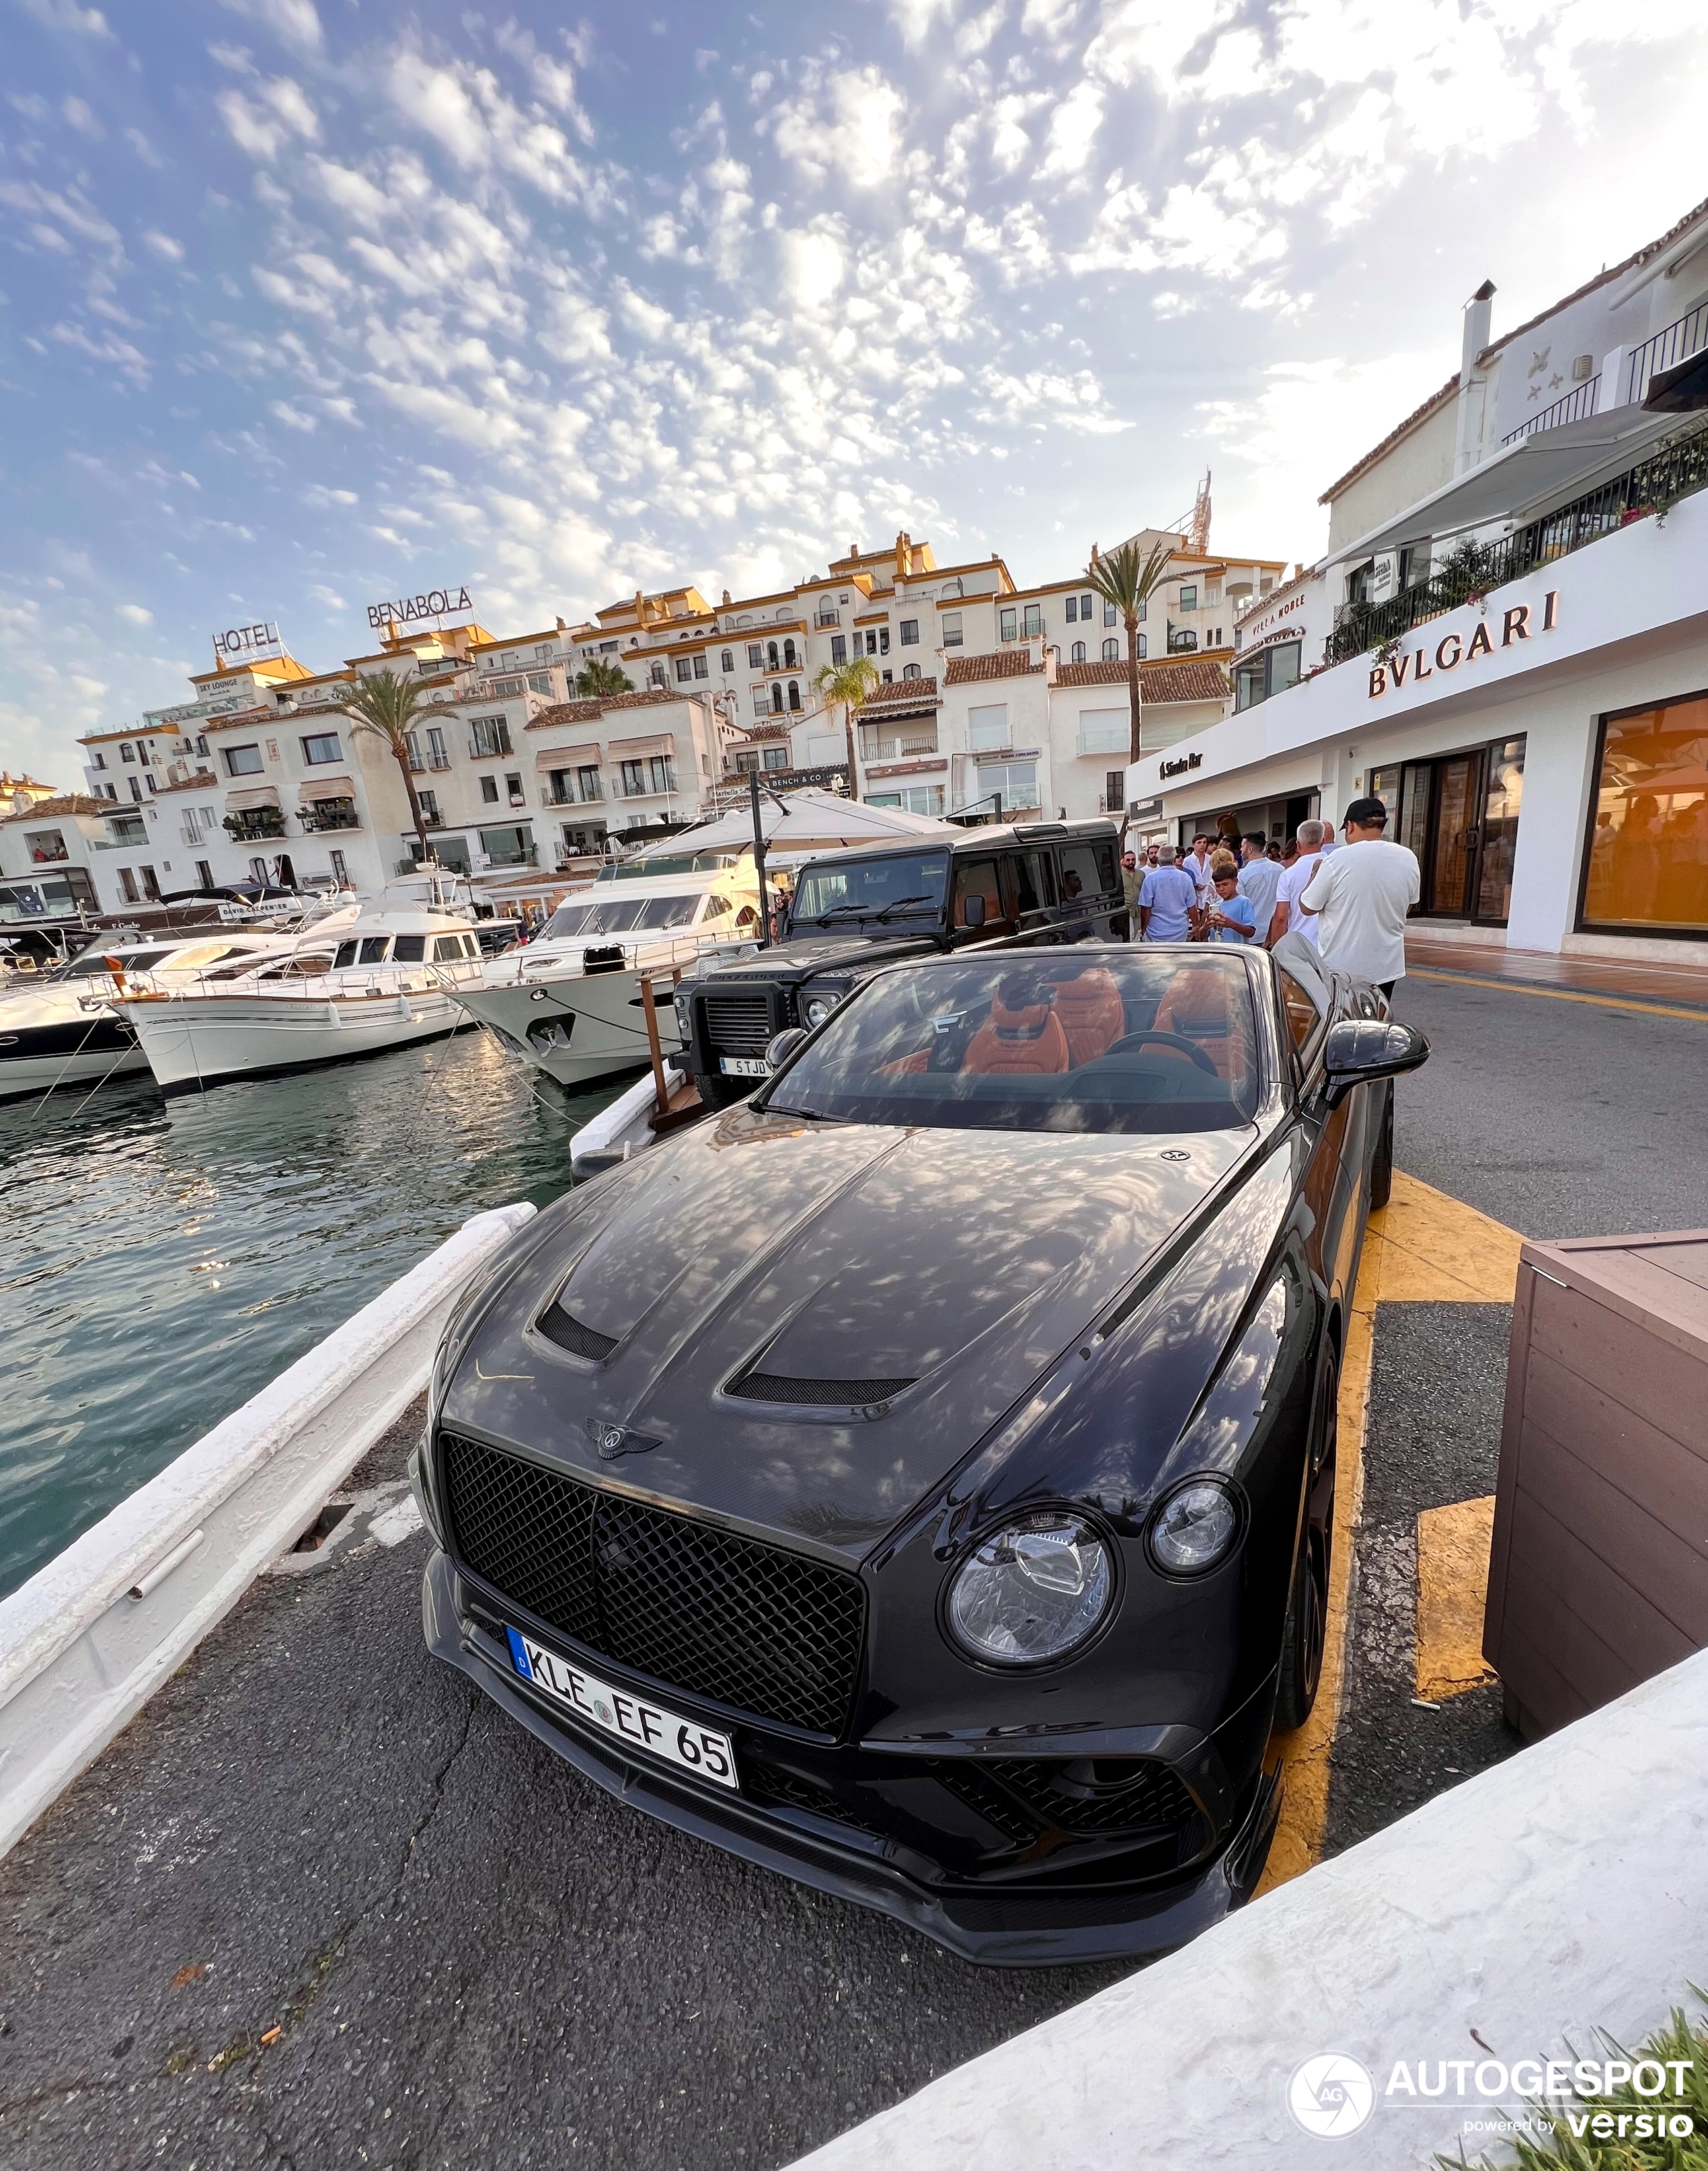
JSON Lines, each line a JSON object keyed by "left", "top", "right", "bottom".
{"left": 0, "top": 1028, "right": 631, "bottom": 1601}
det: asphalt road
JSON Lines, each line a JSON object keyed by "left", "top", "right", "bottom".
{"left": 3, "top": 970, "right": 1703, "bottom": 2170}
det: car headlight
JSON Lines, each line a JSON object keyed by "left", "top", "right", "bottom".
{"left": 947, "top": 1513, "right": 1114, "bottom": 1666}
{"left": 1148, "top": 1478, "right": 1241, "bottom": 1576}
{"left": 802, "top": 991, "right": 839, "bottom": 1029}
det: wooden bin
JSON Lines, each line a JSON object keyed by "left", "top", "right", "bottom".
{"left": 1483, "top": 1231, "right": 1708, "bottom": 1741}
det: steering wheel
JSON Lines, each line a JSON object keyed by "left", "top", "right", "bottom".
{"left": 1103, "top": 1029, "right": 1219, "bottom": 1075}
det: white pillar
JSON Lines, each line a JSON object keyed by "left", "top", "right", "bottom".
{"left": 1597, "top": 347, "right": 1629, "bottom": 412}
{"left": 1504, "top": 697, "right": 1599, "bottom": 954}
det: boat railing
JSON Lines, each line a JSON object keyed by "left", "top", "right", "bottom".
{"left": 476, "top": 926, "right": 762, "bottom": 987}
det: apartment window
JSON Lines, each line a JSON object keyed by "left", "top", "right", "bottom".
{"left": 250, "top": 858, "right": 268, "bottom": 883}
{"left": 902, "top": 662, "right": 921, "bottom": 679}
{"left": 1064, "top": 596, "right": 1078, "bottom": 623}
{"left": 649, "top": 756, "right": 674, "bottom": 793}
{"left": 120, "top": 741, "right": 138, "bottom": 763}
{"left": 763, "top": 746, "right": 789, "bottom": 771}
{"left": 118, "top": 867, "right": 139, "bottom": 903}
{"left": 649, "top": 662, "right": 666, "bottom": 687}
{"left": 194, "top": 859, "right": 214, "bottom": 888}
{"left": 145, "top": 774, "right": 155, "bottom": 793}
{"left": 771, "top": 684, "right": 783, "bottom": 714}
{"left": 1023, "top": 604, "right": 1042, "bottom": 639}
{"left": 480, "top": 775, "right": 500, "bottom": 803}
{"left": 676, "top": 656, "right": 693, "bottom": 683}
{"left": 140, "top": 865, "right": 161, "bottom": 902}
{"left": 1081, "top": 593, "right": 1093, "bottom": 620}
{"left": 879, "top": 627, "right": 890, "bottom": 656}
{"left": 405, "top": 730, "right": 423, "bottom": 770}
{"left": 91, "top": 749, "right": 106, "bottom": 770}
{"left": 999, "top": 607, "right": 1017, "bottom": 642}
{"left": 427, "top": 726, "right": 449, "bottom": 769}
{"left": 1137, "top": 634, "right": 1147, "bottom": 659}
{"left": 752, "top": 689, "right": 771, "bottom": 718}
{"left": 1103, "top": 601, "right": 1118, "bottom": 627}
{"left": 1106, "top": 771, "right": 1126, "bottom": 812}
{"left": 196, "top": 735, "right": 209, "bottom": 757}
{"left": 787, "top": 681, "right": 801, "bottom": 712}
{"left": 471, "top": 716, "right": 512, "bottom": 758}
{"left": 968, "top": 703, "right": 1009, "bottom": 752}
{"left": 128, "top": 776, "right": 144, "bottom": 802}
{"left": 734, "top": 749, "right": 759, "bottom": 774}
{"left": 748, "top": 643, "right": 765, "bottom": 668}
{"left": 1102, "top": 638, "right": 1120, "bottom": 662}
{"left": 491, "top": 678, "right": 524, "bottom": 697}
{"left": 974, "top": 759, "right": 1038, "bottom": 812}
{"left": 329, "top": 849, "right": 350, "bottom": 886}
{"left": 1071, "top": 642, "right": 1086, "bottom": 664}
{"left": 301, "top": 732, "right": 341, "bottom": 765}
{"left": 528, "top": 674, "right": 552, "bottom": 695}
{"left": 1178, "top": 584, "right": 1198, "bottom": 612}
{"left": 506, "top": 771, "right": 525, "bottom": 805}
{"left": 225, "top": 743, "right": 264, "bottom": 776}
{"left": 941, "top": 613, "right": 963, "bottom": 648}
{"left": 577, "top": 765, "right": 600, "bottom": 802}
{"left": 621, "top": 759, "right": 645, "bottom": 795}
{"left": 419, "top": 789, "right": 440, "bottom": 821}
{"left": 830, "top": 634, "right": 847, "bottom": 664}
{"left": 899, "top": 619, "right": 919, "bottom": 646}
{"left": 720, "top": 650, "right": 734, "bottom": 673}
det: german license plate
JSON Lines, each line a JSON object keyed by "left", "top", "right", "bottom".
{"left": 504, "top": 1628, "right": 738, "bottom": 1790}
{"left": 718, "top": 1055, "right": 770, "bottom": 1078}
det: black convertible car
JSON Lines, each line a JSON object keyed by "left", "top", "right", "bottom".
{"left": 416, "top": 938, "right": 1427, "bottom": 1963}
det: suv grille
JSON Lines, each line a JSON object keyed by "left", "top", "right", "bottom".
{"left": 702, "top": 989, "right": 776, "bottom": 1055}
{"left": 440, "top": 1432, "right": 866, "bottom": 1737}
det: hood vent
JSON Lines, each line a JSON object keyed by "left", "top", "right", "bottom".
{"left": 537, "top": 1305, "right": 619, "bottom": 1361}
{"left": 729, "top": 1370, "right": 916, "bottom": 1407}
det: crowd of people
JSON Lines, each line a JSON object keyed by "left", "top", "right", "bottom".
{"left": 1121, "top": 797, "right": 1422, "bottom": 997}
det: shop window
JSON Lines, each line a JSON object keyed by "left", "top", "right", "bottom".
{"left": 1580, "top": 695, "right": 1708, "bottom": 936}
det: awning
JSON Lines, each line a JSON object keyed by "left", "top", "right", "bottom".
{"left": 299, "top": 775, "right": 355, "bottom": 800}
{"left": 667, "top": 785, "right": 958, "bottom": 854}
{"left": 535, "top": 743, "right": 602, "bottom": 771}
{"left": 606, "top": 731, "right": 675, "bottom": 754}
{"left": 1350, "top": 402, "right": 1696, "bottom": 556}
{"left": 225, "top": 786, "right": 281, "bottom": 812}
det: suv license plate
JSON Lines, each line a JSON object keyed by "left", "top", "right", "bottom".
{"left": 504, "top": 1628, "right": 739, "bottom": 1790}
{"left": 719, "top": 1056, "right": 770, "bottom": 1078}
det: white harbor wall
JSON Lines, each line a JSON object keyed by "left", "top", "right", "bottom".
{"left": 0, "top": 1201, "right": 537, "bottom": 1860}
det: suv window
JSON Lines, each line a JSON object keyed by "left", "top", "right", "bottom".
{"left": 793, "top": 851, "right": 949, "bottom": 925}
{"left": 1007, "top": 848, "right": 1057, "bottom": 922}
{"left": 1060, "top": 842, "right": 1116, "bottom": 901}
{"left": 952, "top": 858, "right": 1005, "bottom": 930}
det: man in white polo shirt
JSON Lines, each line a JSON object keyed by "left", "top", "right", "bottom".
{"left": 1267, "top": 818, "right": 1327, "bottom": 949}
{"left": 1299, "top": 794, "right": 1421, "bottom": 996}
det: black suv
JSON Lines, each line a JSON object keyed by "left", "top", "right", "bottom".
{"left": 676, "top": 819, "right": 1128, "bottom": 1106}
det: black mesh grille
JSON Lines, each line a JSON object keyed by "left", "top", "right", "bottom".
{"left": 703, "top": 990, "right": 775, "bottom": 1054}
{"left": 933, "top": 1763, "right": 1044, "bottom": 1845}
{"left": 746, "top": 1763, "right": 892, "bottom": 1839}
{"left": 991, "top": 1759, "right": 1196, "bottom": 1837}
{"left": 440, "top": 1432, "right": 865, "bottom": 1737}
{"left": 536, "top": 1305, "right": 619, "bottom": 1361}
{"left": 729, "top": 1372, "right": 916, "bottom": 1407}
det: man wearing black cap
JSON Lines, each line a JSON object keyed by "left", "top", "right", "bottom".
{"left": 1298, "top": 795, "right": 1420, "bottom": 998}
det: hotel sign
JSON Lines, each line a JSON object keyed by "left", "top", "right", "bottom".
{"left": 1368, "top": 592, "right": 1558, "bottom": 698}
{"left": 212, "top": 619, "right": 284, "bottom": 660}
{"left": 367, "top": 586, "right": 473, "bottom": 631}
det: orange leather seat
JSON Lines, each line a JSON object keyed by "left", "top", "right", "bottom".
{"left": 1048, "top": 968, "right": 1125, "bottom": 1066}
{"left": 1152, "top": 966, "right": 1247, "bottom": 1082}
{"left": 962, "top": 982, "right": 1070, "bottom": 1075}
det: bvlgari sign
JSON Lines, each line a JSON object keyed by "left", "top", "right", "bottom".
{"left": 367, "top": 586, "right": 473, "bottom": 631}
{"left": 1368, "top": 591, "right": 1558, "bottom": 698}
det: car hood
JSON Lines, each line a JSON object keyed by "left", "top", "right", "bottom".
{"left": 447, "top": 1108, "right": 1254, "bottom": 1564}
{"left": 699, "top": 931, "right": 933, "bottom": 979}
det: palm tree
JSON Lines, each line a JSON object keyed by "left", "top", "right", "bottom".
{"left": 1086, "top": 536, "right": 1176, "bottom": 767}
{"left": 341, "top": 668, "right": 438, "bottom": 867}
{"left": 574, "top": 656, "right": 631, "bottom": 697}
{"left": 812, "top": 654, "right": 881, "bottom": 791}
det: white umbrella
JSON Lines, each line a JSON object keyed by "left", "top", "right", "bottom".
{"left": 670, "top": 786, "right": 957, "bottom": 856}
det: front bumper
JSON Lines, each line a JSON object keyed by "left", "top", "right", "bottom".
{"left": 421, "top": 1546, "right": 1280, "bottom": 1967}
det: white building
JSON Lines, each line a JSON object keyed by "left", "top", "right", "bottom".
{"left": 1128, "top": 196, "right": 1708, "bottom": 955}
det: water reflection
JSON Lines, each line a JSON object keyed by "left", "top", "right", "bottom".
{"left": 0, "top": 1030, "right": 623, "bottom": 1597}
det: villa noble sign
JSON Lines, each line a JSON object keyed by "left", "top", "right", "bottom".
{"left": 1368, "top": 591, "right": 1559, "bottom": 698}
{"left": 367, "top": 586, "right": 473, "bottom": 631}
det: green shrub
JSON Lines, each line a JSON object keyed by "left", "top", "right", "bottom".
{"left": 1445, "top": 2006, "right": 1707, "bottom": 2170}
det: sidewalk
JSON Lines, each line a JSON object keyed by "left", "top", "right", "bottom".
{"left": 1406, "top": 931, "right": 1708, "bottom": 1014}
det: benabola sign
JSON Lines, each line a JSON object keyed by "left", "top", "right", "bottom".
{"left": 1368, "top": 591, "right": 1559, "bottom": 697}
{"left": 368, "top": 586, "right": 473, "bottom": 630}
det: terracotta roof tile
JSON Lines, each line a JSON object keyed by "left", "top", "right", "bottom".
{"left": 860, "top": 675, "right": 939, "bottom": 704}
{"left": 943, "top": 652, "right": 1043, "bottom": 685}
{"left": 1054, "top": 658, "right": 1229, "bottom": 702}
{"left": 1, "top": 793, "right": 110, "bottom": 822}
{"left": 152, "top": 771, "right": 222, "bottom": 795}
{"left": 523, "top": 687, "right": 683, "bottom": 730}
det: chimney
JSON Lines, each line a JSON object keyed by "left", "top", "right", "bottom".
{"left": 1461, "top": 279, "right": 1496, "bottom": 385}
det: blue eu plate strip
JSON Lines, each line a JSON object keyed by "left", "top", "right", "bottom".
{"left": 504, "top": 1626, "right": 533, "bottom": 1679}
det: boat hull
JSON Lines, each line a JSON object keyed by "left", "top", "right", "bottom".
{"left": 453, "top": 970, "right": 688, "bottom": 1088}
{"left": 0, "top": 1009, "right": 147, "bottom": 1104}
{"left": 117, "top": 989, "right": 467, "bottom": 1092}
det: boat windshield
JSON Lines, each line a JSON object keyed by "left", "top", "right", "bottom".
{"left": 61, "top": 947, "right": 176, "bottom": 977}
{"left": 792, "top": 853, "right": 948, "bottom": 925}
{"left": 541, "top": 892, "right": 700, "bottom": 938}
{"left": 763, "top": 953, "right": 1262, "bottom": 1135}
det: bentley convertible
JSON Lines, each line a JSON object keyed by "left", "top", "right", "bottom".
{"left": 415, "top": 938, "right": 1428, "bottom": 1965}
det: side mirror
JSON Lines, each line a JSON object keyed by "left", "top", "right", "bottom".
{"left": 962, "top": 894, "right": 986, "bottom": 927}
{"left": 765, "top": 1027, "right": 808, "bottom": 1070}
{"left": 1323, "top": 1018, "right": 1430, "bottom": 1106}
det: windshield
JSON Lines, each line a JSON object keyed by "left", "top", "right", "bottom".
{"left": 62, "top": 946, "right": 175, "bottom": 977}
{"left": 765, "top": 953, "right": 1262, "bottom": 1135}
{"left": 542, "top": 892, "right": 701, "bottom": 938}
{"left": 792, "top": 851, "right": 949, "bottom": 925}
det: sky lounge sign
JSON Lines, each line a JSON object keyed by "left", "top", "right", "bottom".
{"left": 1368, "top": 591, "right": 1559, "bottom": 698}
{"left": 367, "top": 586, "right": 473, "bottom": 631}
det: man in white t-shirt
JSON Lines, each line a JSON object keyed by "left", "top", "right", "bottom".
{"left": 1299, "top": 796, "right": 1421, "bottom": 994}
{"left": 1267, "top": 818, "right": 1327, "bottom": 949}
{"left": 1184, "top": 834, "right": 1217, "bottom": 910}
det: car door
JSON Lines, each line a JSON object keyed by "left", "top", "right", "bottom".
{"left": 1002, "top": 847, "right": 1058, "bottom": 943}
{"left": 1276, "top": 960, "right": 1356, "bottom": 1308}
{"left": 950, "top": 857, "right": 1010, "bottom": 941}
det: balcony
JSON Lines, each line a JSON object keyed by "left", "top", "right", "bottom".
{"left": 296, "top": 802, "right": 360, "bottom": 833}
{"left": 27, "top": 846, "right": 69, "bottom": 864}
{"left": 1501, "top": 375, "right": 1601, "bottom": 448}
{"left": 1624, "top": 300, "right": 1708, "bottom": 404}
{"left": 543, "top": 784, "right": 604, "bottom": 807}
{"left": 1324, "top": 414, "right": 1708, "bottom": 669}
{"left": 859, "top": 735, "right": 938, "bottom": 763}
{"left": 617, "top": 773, "right": 677, "bottom": 799}
{"left": 223, "top": 810, "right": 286, "bottom": 843}
{"left": 813, "top": 611, "right": 840, "bottom": 630}
{"left": 468, "top": 732, "right": 514, "bottom": 761}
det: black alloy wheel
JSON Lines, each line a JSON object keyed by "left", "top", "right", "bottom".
{"left": 1369, "top": 1082, "right": 1395, "bottom": 1209}
{"left": 1274, "top": 1344, "right": 1338, "bottom": 1732}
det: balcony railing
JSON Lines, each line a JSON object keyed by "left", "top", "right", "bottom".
{"left": 1624, "top": 301, "right": 1708, "bottom": 404}
{"left": 1501, "top": 375, "right": 1600, "bottom": 447}
{"left": 813, "top": 611, "right": 840, "bottom": 629}
{"left": 617, "top": 774, "right": 677, "bottom": 798}
{"left": 296, "top": 804, "right": 360, "bottom": 832}
{"left": 860, "top": 736, "right": 939, "bottom": 763}
{"left": 468, "top": 735, "right": 513, "bottom": 761}
{"left": 426, "top": 751, "right": 452, "bottom": 771}
{"left": 1323, "top": 415, "right": 1708, "bottom": 669}
{"left": 544, "top": 785, "right": 604, "bottom": 806}
{"left": 224, "top": 814, "right": 286, "bottom": 842}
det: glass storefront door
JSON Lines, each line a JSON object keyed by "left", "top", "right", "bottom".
{"left": 1373, "top": 736, "right": 1526, "bottom": 923}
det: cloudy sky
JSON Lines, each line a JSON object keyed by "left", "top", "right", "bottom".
{"left": 3, "top": 0, "right": 1705, "bottom": 783}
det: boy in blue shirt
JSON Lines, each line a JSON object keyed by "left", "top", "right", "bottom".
{"left": 1201, "top": 862, "right": 1257, "bottom": 943}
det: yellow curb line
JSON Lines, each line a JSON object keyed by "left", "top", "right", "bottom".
{"left": 1415, "top": 1495, "right": 1498, "bottom": 1704}
{"left": 1409, "top": 968, "right": 1708, "bottom": 1024}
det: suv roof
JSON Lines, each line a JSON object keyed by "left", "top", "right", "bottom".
{"left": 799, "top": 818, "right": 1119, "bottom": 866}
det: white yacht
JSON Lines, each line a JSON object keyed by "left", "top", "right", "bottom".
{"left": 0, "top": 929, "right": 303, "bottom": 1105}
{"left": 452, "top": 864, "right": 762, "bottom": 1088}
{"left": 111, "top": 901, "right": 486, "bottom": 1093}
